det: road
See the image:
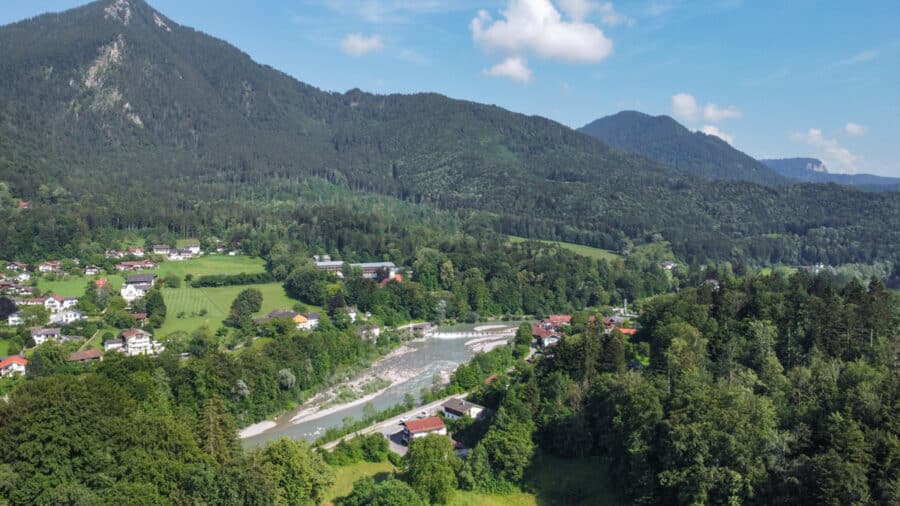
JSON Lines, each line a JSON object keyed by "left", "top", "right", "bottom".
{"left": 320, "top": 393, "right": 468, "bottom": 456}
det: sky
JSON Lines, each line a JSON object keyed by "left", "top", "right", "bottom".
{"left": 2, "top": 0, "right": 899, "bottom": 176}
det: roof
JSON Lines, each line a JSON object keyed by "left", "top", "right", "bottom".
{"left": 352, "top": 262, "right": 396, "bottom": 269}
{"left": 303, "top": 312, "right": 321, "bottom": 320}
{"left": 484, "top": 373, "right": 499, "bottom": 385}
{"left": 31, "top": 328, "right": 61, "bottom": 336}
{"left": 442, "top": 398, "right": 483, "bottom": 415}
{"left": 126, "top": 274, "right": 157, "bottom": 284}
{"left": 133, "top": 313, "right": 148, "bottom": 320}
{"left": 68, "top": 349, "right": 103, "bottom": 362}
{"left": 403, "top": 416, "right": 446, "bottom": 434}
{"left": 546, "top": 315, "right": 572, "bottom": 326}
{"left": 0, "top": 355, "right": 27, "bottom": 368}
{"left": 617, "top": 328, "right": 637, "bottom": 336}
{"left": 531, "top": 323, "right": 556, "bottom": 339}
{"left": 315, "top": 261, "right": 345, "bottom": 268}
{"left": 121, "top": 328, "right": 151, "bottom": 338}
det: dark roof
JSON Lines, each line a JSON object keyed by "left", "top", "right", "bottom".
{"left": 442, "top": 398, "right": 483, "bottom": 415}
{"left": 68, "top": 349, "right": 103, "bottom": 362}
{"left": 403, "top": 416, "right": 446, "bottom": 434}
{"left": 126, "top": 274, "right": 157, "bottom": 284}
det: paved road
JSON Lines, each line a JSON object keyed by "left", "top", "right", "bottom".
{"left": 320, "top": 393, "right": 468, "bottom": 456}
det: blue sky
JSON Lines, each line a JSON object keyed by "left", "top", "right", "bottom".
{"left": 2, "top": 0, "right": 899, "bottom": 175}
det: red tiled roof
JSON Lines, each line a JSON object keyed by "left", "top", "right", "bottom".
{"left": 546, "top": 315, "right": 572, "bottom": 326}
{"left": 68, "top": 349, "right": 103, "bottom": 362}
{"left": 404, "top": 416, "right": 445, "bottom": 434}
{"left": 121, "top": 328, "right": 149, "bottom": 338}
{"left": 0, "top": 356, "right": 27, "bottom": 368}
{"left": 617, "top": 328, "right": 637, "bottom": 336}
{"left": 531, "top": 323, "right": 555, "bottom": 339}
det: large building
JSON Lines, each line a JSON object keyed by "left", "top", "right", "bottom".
{"left": 313, "top": 258, "right": 399, "bottom": 280}
{"left": 104, "top": 329, "right": 163, "bottom": 356}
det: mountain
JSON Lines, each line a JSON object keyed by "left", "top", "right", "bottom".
{"left": 578, "top": 111, "right": 789, "bottom": 186}
{"left": 761, "top": 158, "right": 900, "bottom": 191}
{"left": 1, "top": 0, "right": 899, "bottom": 268}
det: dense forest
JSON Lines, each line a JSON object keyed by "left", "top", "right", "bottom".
{"left": 1, "top": 0, "right": 900, "bottom": 270}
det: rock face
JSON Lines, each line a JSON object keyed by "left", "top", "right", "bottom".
{"left": 104, "top": 0, "right": 132, "bottom": 25}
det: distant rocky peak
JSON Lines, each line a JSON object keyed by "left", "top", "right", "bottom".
{"left": 104, "top": 0, "right": 132, "bottom": 25}
{"left": 152, "top": 11, "right": 172, "bottom": 32}
{"left": 806, "top": 160, "right": 828, "bottom": 173}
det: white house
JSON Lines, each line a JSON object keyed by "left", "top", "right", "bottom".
{"left": 120, "top": 274, "right": 157, "bottom": 303}
{"left": 295, "top": 312, "right": 320, "bottom": 331}
{"left": 38, "top": 261, "right": 62, "bottom": 274}
{"left": 441, "top": 398, "right": 486, "bottom": 420}
{"left": 7, "top": 312, "right": 23, "bottom": 326}
{"left": 152, "top": 245, "right": 172, "bottom": 255}
{"left": 50, "top": 309, "right": 87, "bottom": 325}
{"left": 31, "top": 328, "right": 63, "bottom": 346}
{"left": 5, "top": 262, "right": 26, "bottom": 272}
{"left": 105, "top": 329, "right": 163, "bottom": 357}
{"left": 43, "top": 295, "right": 77, "bottom": 314}
{"left": 15, "top": 272, "right": 31, "bottom": 283}
{"left": 402, "top": 417, "right": 447, "bottom": 443}
{"left": 84, "top": 265, "right": 101, "bottom": 276}
{"left": 0, "top": 356, "right": 27, "bottom": 377}
{"left": 184, "top": 244, "right": 201, "bottom": 256}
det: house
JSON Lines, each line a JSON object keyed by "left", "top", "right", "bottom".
{"left": 0, "top": 355, "right": 27, "bottom": 377}
{"left": 531, "top": 322, "right": 561, "bottom": 347}
{"left": 43, "top": 295, "right": 77, "bottom": 314}
{"left": 14, "top": 285, "right": 33, "bottom": 296}
{"left": 313, "top": 254, "right": 332, "bottom": 262}
{"left": 105, "top": 250, "right": 126, "bottom": 259}
{"left": 50, "top": 309, "right": 87, "bottom": 325}
{"left": 133, "top": 313, "right": 148, "bottom": 326}
{"left": 7, "top": 312, "right": 23, "bottom": 326}
{"left": 545, "top": 315, "right": 572, "bottom": 329}
{"left": 104, "top": 328, "right": 162, "bottom": 356}
{"left": 15, "top": 272, "right": 31, "bottom": 283}
{"left": 38, "top": 261, "right": 62, "bottom": 274}
{"left": 84, "top": 265, "right": 101, "bottom": 276}
{"left": 128, "top": 247, "right": 145, "bottom": 257}
{"left": 184, "top": 244, "right": 201, "bottom": 256}
{"left": 17, "top": 297, "right": 46, "bottom": 307}
{"left": 68, "top": 349, "right": 103, "bottom": 363}
{"left": 152, "top": 245, "right": 172, "bottom": 255}
{"left": 402, "top": 417, "right": 447, "bottom": 443}
{"left": 5, "top": 262, "right": 27, "bottom": 272}
{"left": 121, "top": 274, "right": 157, "bottom": 303}
{"left": 352, "top": 262, "right": 398, "bottom": 280}
{"left": 255, "top": 310, "right": 300, "bottom": 325}
{"left": 17, "top": 201, "right": 30, "bottom": 210}
{"left": 355, "top": 323, "right": 381, "bottom": 340}
{"left": 441, "top": 398, "right": 485, "bottom": 420}
{"left": 31, "top": 327, "right": 63, "bottom": 346}
{"left": 294, "top": 312, "right": 320, "bottom": 331}
{"left": 115, "top": 260, "right": 157, "bottom": 272}
{"left": 95, "top": 278, "right": 109, "bottom": 288}
{"left": 168, "top": 250, "right": 186, "bottom": 261}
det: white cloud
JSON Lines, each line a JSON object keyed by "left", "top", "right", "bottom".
{"left": 701, "top": 125, "right": 734, "bottom": 144}
{"left": 832, "top": 49, "right": 878, "bottom": 67}
{"left": 671, "top": 93, "right": 742, "bottom": 123}
{"left": 471, "top": 0, "right": 614, "bottom": 64}
{"left": 792, "top": 128, "right": 862, "bottom": 173}
{"left": 671, "top": 93, "right": 699, "bottom": 121}
{"left": 703, "top": 103, "right": 743, "bottom": 122}
{"left": 844, "top": 122, "right": 867, "bottom": 137}
{"left": 341, "top": 33, "right": 384, "bottom": 56}
{"left": 557, "top": 0, "right": 632, "bottom": 25}
{"left": 483, "top": 56, "right": 533, "bottom": 82}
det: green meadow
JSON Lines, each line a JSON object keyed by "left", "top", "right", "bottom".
{"left": 508, "top": 235, "right": 622, "bottom": 262}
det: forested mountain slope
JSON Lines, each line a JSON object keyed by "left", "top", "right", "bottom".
{"left": 1, "top": 0, "right": 899, "bottom": 268}
{"left": 579, "top": 110, "right": 788, "bottom": 185}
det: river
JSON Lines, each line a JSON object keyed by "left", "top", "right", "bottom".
{"left": 241, "top": 322, "right": 522, "bottom": 447}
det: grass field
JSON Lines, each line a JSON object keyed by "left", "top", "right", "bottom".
{"left": 0, "top": 339, "right": 10, "bottom": 356}
{"left": 158, "top": 282, "right": 310, "bottom": 336}
{"left": 324, "top": 462, "right": 397, "bottom": 506}
{"left": 154, "top": 255, "right": 266, "bottom": 279}
{"left": 323, "top": 455, "right": 619, "bottom": 506}
{"left": 508, "top": 236, "right": 622, "bottom": 262}
{"left": 37, "top": 275, "right": 125, "bottom": 297}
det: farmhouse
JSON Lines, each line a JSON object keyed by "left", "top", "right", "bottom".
{"left": 153, "top": 245, "right": 172, "bottom": 255}
{"left": 38, "top": 261, "right": 62, "bottom": 274}
{"left": 84, "top": 265, "right": 101, "bottom": 276}
{"left": 402, "top": 416, "right": 447, "bottom": 443}
{"left": 7, "top": 312, "right": 23, "bottom": 326}
{"left": 0, "top": 355, "right": 27, "bottom": 377}
{"left": 5, "top": 262, "right": 26, "bottom": 272}
{"left": 121, "top": 274, "right": 157, "bottom": 303}
{"left": 115, "top": 260, "right": 157, "bottom": 272}
{"left": 50, "top": 309, "right": 87, "bottom": 325}
{"left": 441, "top": 398, "right": 485, "bottom": 420}
{"left": 30, "top": 327, "right": 63, "bottom": 346}
{"left": 68, "top": 349, "right": 103, "bottom": 363}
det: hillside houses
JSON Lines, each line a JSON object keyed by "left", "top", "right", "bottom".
{"left": 0, "top": 355, "right": 27, "bottom": 377}
{"left": 151, "top": 244, "right": 201, "bottom": 261}
{"left": 103, "top": 328, "right": 163, "bottom": 356}
{"left": 44, "top": 295, "right": 78, "bottom": 313}
{"left": 121, "top": 274, "right": 157, "bottom": 302}
{"left": 38, "top": 261, "right": 62, "bottom": 274}
{"left": 30, "top": 328, "right": 63, "bottom": 346}
{"left": 5, "top": 262, "right": 26, "bottom": 272}
{"left": 531, "top": 314, "right": 572, "bottom": 347}
{"left": 255, "top": 310, "right": 321, "bottom": 330}
{"left": 50, "top": 309, "right": 87, "bottom": 325}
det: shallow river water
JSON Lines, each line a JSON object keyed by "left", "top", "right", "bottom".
{"left": 242, "top": 322, "right": 521, "bottom": 446}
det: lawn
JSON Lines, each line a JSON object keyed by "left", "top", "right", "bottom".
{"left": 508, "top": 236, "right": 622, "bottom": 262}
{"left": 158, "top": 282, "right": 308, "bottom": 336}
{"left": 324, "top": 462, "right": 397, "bottom": 506}
{"left": 322, "top": 455, "right": 619, "bottom": 506}
{"left": 0, "top": 339, "right": 9, "bottom": 356}
{"left": 37, "top": 275, "right": 125, "bottom": 297}
{"left": 154, "top": 255, "right": 266, "bottom": 280}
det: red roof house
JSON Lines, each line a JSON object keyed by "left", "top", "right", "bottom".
{"left": 403, "top": 416, "right": 447, "bottom": 442}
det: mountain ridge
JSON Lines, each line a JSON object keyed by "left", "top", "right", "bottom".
{"left": 0, "top": 0, "right": 899, "bottom": 268}
{"left": 761, "top": 158, "right": 900, "bottom": 190}
{"left": 578, "top": 110, "right": 790, "bottom": 186}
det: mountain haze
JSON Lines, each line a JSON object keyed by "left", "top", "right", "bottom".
{"left": 761, "top": 158, "right": 900, "bottom": 191}
{"left": 578, "top": 111, "right": 788, "bottom": 186}
{"left": 1, "top": 0, "right": 899, "bottom": 267}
